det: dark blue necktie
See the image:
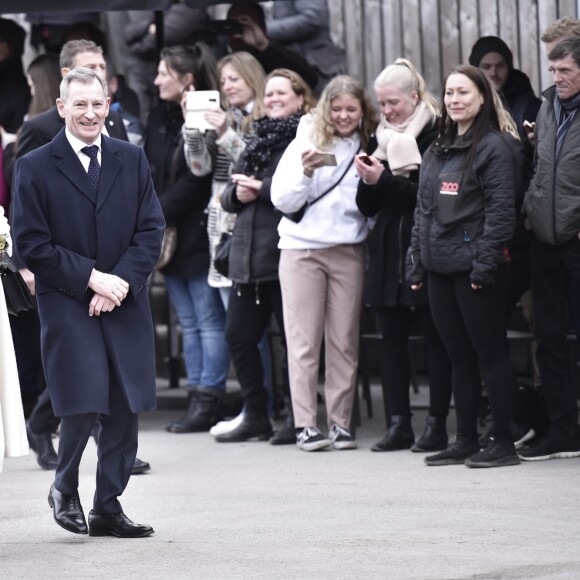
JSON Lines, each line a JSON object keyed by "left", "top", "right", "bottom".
{"left": 81, "top": 145, "right": 100, "bottom": 191}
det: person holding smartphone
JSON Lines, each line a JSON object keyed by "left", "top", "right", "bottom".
{"left": 355, "top": 59, "right": 453, "bottom": 454}
{"left": 271, "top": 76, "right": 377, "bottom": 451}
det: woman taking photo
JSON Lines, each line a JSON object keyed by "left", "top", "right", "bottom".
{"left": 182, "top": 52, "right": 283, "bottom": 439}
{"left": 271, "top": 75, "right": 377, "bottom": 451}
{"left": 214, "top": 69, "right": 315, "bottom": 443}
{"left": 145, "top": 44, "right": 230, "bottom": 435}
{"left": 407, "top": 64, "right": 523, "bottom": 468}
{"left": 355, "top": 59, "right": 452, "bottom": 453}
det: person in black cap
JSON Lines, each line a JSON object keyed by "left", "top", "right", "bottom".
{"left": 469, "top": 35, "right": 541, "bottom": 140}
{"left": 469, "top": 36, "right": 544, "bottom": 448}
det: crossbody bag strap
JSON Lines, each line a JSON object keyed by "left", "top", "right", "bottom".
{"left": 308, "top": 145, "right": 361, "bottom": 207}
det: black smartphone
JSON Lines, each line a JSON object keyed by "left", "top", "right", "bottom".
{"left": 208, "top": 19, "right": 244, "bottom": 36}
{"left": 359, "top": 154, "right": 373, "bottom": 166}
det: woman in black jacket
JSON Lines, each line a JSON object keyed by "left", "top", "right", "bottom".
{"left": 145, "top": 44, "right": 231, "bottom": 434}
{"left": 407, "top": 65, "right": 523, "bottom": 468}
{"left": 355, "top": 59, "right": 452, "bottom": 453}
{"left": 215, "top": 68, "right": 315, "bottom": 442}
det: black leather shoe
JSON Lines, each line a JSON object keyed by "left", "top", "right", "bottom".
{"left": 132, "top": 457, "right": 151, "bottom": 475}
{"left": 88, "top": 510, "right": 154, "bottom": 538}
{"left": 215, "top": 415, "right": 273, "bottom": 442}
{"left": 47, "top": 484, "right": 88, "bottom": 534}
{"left": 27, "top": 423, "right": 59, "bottom": 470}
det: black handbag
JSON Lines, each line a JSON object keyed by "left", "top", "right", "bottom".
{"left": 213, "top": 232, "right": 233, "bottom": 278}
{"left": 1, "top": 260, "right": 35, "bottom": 316}
{"left": 283, "top": 147, "right": 360, "bottom": 224}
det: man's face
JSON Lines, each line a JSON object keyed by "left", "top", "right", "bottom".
{"left": 478, "top": 52, "right": 510, "bottom": 90}
{"left": 549, "top": 54, "right": 580, "bottom": 99}
{"left": 62, "top": 50, "right": 107, "bottom": 79}
{"left": 56, "top": 78, "right": 109, "bottom": 145}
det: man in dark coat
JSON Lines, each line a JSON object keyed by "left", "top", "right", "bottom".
{"left": 12, "top": 67, "right": 164, "bottom": 537}
{"left": 13, "top": 40, "right": 152, "bottom": 477}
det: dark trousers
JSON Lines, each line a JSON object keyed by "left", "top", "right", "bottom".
{"left": 530, "top": 236, "right": 580, "bottom": 437}
{"left": 428, "top": 265, "right": 515, "bottom": 441}
{"left": 28, "top": 388, "right": 59, "bottom": 435}
{"left": 8, "top": 307, "right": 45, "bottom": 417}
{"left": 225, "top": 281, "right": 285, "bottom": 418}
{"left": 54, "top": 369, "right": 138, "bottom": 514}
{"left": 377, "top": 305, "right": 452, "bottom": 418}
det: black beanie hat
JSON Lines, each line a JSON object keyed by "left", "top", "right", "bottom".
{"left": 468, "top": 36, "right": 514, "bottom": 72}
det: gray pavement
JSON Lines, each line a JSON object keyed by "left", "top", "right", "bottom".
{"left": 1, "top": 383, "right": 580, "bottom": 579}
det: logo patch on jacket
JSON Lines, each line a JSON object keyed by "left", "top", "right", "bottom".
{"left": 440, "top": 181, "right": 459, "bottom": 195}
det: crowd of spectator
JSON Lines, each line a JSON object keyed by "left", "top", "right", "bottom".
{"left": 2, "top": 4, "right": 580, "bottom": 477}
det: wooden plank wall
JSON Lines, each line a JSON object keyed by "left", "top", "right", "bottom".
{"left": 327, "top": 0, "right": 579, "bottom": 99}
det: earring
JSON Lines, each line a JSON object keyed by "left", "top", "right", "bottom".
{"left": 358, "top": 117, "right": 363, "bottom": 129}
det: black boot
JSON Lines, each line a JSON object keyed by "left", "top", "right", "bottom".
{"left": 371, "top": 415, "right": 415, "bottom": 452}
{"left": 26, "top": 422, "right": 58, "bottom": 470}
{"left": 411, "top": 416, "right": 448, "bottom": 452}
{"left": 214, "top": 414, "right": 273, "bottom": 442}
{"left": 270, "top": 400, "right": 296, "bottom": 445}
{"left": 166, "top": 388, "right": 222, "bottom": 433}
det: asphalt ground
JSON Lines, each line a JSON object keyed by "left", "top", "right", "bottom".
{"left": 1, "top": 383, "right": 580, "bottom": 580}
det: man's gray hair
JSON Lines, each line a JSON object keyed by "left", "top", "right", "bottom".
{"left": 60, "top": 67, "right": 108, "bottom": 102}
{"left": 548, "top": 35, "right": 580, "bottom": 68}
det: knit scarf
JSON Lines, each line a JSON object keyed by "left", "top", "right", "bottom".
{"left": 241, "top": 113, "right": 302, "bottom": 174}
{"left": 373, "top": 101, "right": 435, "bottom": 177}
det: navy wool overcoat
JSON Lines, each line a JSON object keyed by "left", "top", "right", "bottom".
{"left": 12, "top": 129, "right": 165, "bottom": 417}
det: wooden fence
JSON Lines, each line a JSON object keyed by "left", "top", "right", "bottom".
{"left": 328, "top": 0, "right": 578, "bottom": 98}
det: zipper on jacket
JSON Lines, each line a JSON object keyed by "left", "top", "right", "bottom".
{"left": 398, "top": 215, "right": 405, "bottom": 283}
{"left": 463, "top": 228, "right": 475, "bottom": 258}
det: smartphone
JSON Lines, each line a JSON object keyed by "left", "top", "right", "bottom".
{"left": 311, "top": 152, "right": 337, "bottom": 166}
{"left": 185, "top": 90, "right": 221, "bottom": 132}
{"left": 359, "top": 154, "right": 373, "bottom": 166}
{"left": 208, "top": 19, "right": 244, "bottom": 36}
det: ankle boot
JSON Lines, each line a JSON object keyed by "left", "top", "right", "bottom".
{"left": 411, "top": 416, "right": 448, "bottom": 452}
{"left": 166, "top": 388, "right": 222, "bottom": 433}
{"left": 270, "top": 402, "right": 296, "bottom": 445}
{"left": 215, "top": 414, "right": 273, "bottom": 443}
{"left": 371, "top": 415, "right": 415, "bottom": 452}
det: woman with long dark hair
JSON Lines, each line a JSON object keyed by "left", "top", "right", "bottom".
{"left": 407, "top": 64, "right": 523, "bottom": 468}
{"left": 145, "top": 44, "right": 230, "bottom": 434}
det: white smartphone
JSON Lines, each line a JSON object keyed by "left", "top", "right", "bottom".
{"left": 185, "top": 90, "right": 220, "bottom": 132}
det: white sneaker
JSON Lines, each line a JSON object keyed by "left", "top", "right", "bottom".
{"left": 209, "top": 411, "right": 244, "bottom": 437}
{"left": 296, "top": 426, "right": 332, "bottom": 451}
{"left": 329, "top": 424, "right": 358, "bottom": 450}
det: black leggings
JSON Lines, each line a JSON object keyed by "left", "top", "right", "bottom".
{"left": 427, "top": 265, "right": 515, "bottom": 441}
{"left": 377, "top": 305, "right": 452, "bottom": 418}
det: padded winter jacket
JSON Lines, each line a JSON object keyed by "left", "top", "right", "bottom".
{"left": 407, "top": 129, "right": 521, "bottom": 286}
{"left": 523, "top": 86, "right": 580, "bottom": 245}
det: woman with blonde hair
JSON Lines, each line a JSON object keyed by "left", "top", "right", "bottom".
{"left": 181, "top": 51, "right": 272, "bottom": 437}
{"left": 355, "top": 59, "right": 453, "bottom": 453}
{"left": 215, "top": 69, "right": 315, "bottom": 443}
{"left": 271, "top": 75, "right": 378, "bottom": 451}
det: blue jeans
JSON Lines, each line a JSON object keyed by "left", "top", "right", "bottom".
{"left": 164, "top": 273, "right": 229, "bottom": 392}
